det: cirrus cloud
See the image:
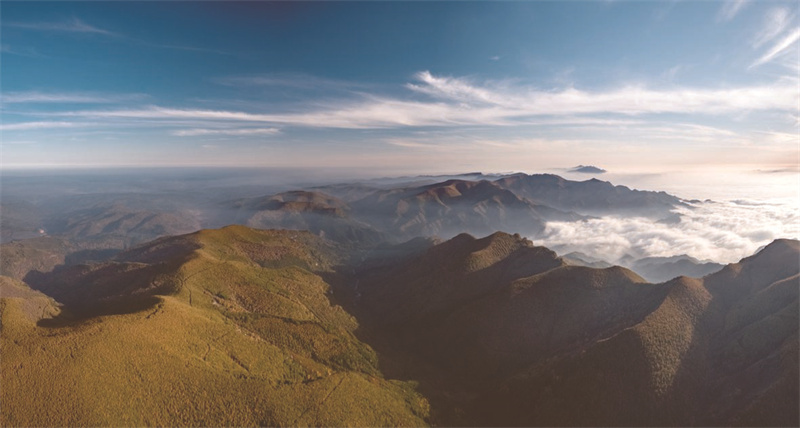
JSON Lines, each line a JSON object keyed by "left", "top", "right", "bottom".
{"left": 53, "top": 71, "right": 798, "bottom": 130}
{"left": 171, "top": 128, "right": 281, "bottom": 137}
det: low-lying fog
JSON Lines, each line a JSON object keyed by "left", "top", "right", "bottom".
{"left": 532, "top": 200, "right": 798, "bottom": 264}
{"left": 541, "top": 167, "right": 799, "bottom": 264}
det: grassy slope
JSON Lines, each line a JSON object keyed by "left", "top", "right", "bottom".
{"left": 1, "top": 226, "right": 428, "bottom": 427}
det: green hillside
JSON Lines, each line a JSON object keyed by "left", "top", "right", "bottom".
{"left": 1, "top": 226, "right": 428, "bottom": 427}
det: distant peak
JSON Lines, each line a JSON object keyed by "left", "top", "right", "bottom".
{"left": 570, "top": 165, "right": 607, "bottom": 174}
{"left": 451, "top": 232, "right": 477, "bottom": 242}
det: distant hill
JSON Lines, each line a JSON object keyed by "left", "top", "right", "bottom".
{"left": 561, "top": 251, "right": 614, "bottom": 268}
{"left": 0, "top": 198, "right": 46, "bottom": 243}
{"left": 229, "top": 190, "right": 386, "bottom": 246}
{"left": 349, "top": 179, "right": 582, "bottom": 240}
{"left": 494, "top": 173, "right": 683, "bottom": 218}
{"left": 47, "top": 202, "right": 202, "bottom": 248}
{"left": 240, "top": 180, "right": 585, "bottom": 243}
{"left": 569, "top": 165, "right": 606, "bottom": 174}
{"left": 625, "top": 254, "right": 724, "bottom": 283}
{"left": 0, "top": 202, "right": 204, "bottom": 283}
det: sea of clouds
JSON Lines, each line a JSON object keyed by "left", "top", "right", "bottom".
{"left": 532, "top": 199, "right": 799, "bottom": 265}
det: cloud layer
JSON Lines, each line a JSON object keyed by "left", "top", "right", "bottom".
{"left": 532, "top": 199, "right": 799, "bottom": 264}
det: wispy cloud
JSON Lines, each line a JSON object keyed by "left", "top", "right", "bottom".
{"left": 2, "top": 91, "right": 148, "bottom": 104}
{"left": 49, "top": 71, "right": 797, "bottom": 130}
{"left": 153, "top": 44, "right": 234, "bottom": 56}
{"left": 0, "top": 121, "right": 80, "bottom": 131}
{"left": 6, "top": 18, "right": 117, "bottom": 36}
{"left": 0, "top": 44, "right": 43, "bottom": 57}
{"left": 753, "top": 7, "right": 792, "bottom": 48}
{"left": 750, "top": 28, "right": 800, "bottom": 68}
{"left": 172, "top": 128, "right": 280, "bottom": 137}
{"left": 405, "top": 71, "right": 796, "bottom": 116}
{"left": 6, "top": 18, "right": 232, "bottom": 56}
{"left": 215, "top": 73, "right": 368, "bottom": 91}
{"left": 718, "top": 0, "right": 749, "bottom": 22}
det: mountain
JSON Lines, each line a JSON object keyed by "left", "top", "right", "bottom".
{"left": 348, "top": 234, "right": 798, "bottom": 425}
{"left": 46, "top": 202, "right": 202, "bottom": 248}
{"left": 1, "top": 226, "right": 428, "bottom": 427}
{"left": 349, "top": 179, "right": 581, "bottom": 240}
{"left": 0, "top": 201, "right": 204, "bottom": 284}
{"left": 0, "top": 237, "right": 75, "bottom": 281}
{"left": 494, "top": 173, "right": 684, "bottom": 218}
{"left": 473, "top": 239, "right": 799, "bottom": 426}
{"left": 354, "top": 232, "right": 670, "bottom": 422}
{"left": 561, "top": 251, "right": 614, "bottom": 268}
{"left": 569, "top": 165, "right": 606, "bottom": 174}
{"left": 0, "top": 198, "right": 46, "bottom": 243}
{"left": 625, "top": 254, "right": 724, "bottom": 283}
{"left": 229, "top": 190, "right": 385, "bottom": 246}
{"left": 3, "top": 225, "right": 795, "bottom": 427}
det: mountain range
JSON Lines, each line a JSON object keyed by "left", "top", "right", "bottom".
{"left": 1, "top": 224, "right": 797, "bottom": 426}
{"left": 1, "top": 171, "right": 795, "bottom": 426}
{"left": 2, "top": 172, "right": 708, "bottom": 283}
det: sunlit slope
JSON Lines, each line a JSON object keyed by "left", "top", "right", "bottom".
{"left": 475, "top": 239, "right": 799, "bottom": 426}
{"left": 1, "top": 226, "right": 428, "bottom": 427}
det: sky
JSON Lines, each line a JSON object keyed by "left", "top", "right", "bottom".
{"left": 1, "top": 0, "right": 799, "bottom": 176}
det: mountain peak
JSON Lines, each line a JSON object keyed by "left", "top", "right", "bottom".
{"left": 570, "top": 165, "right": 607, "bottom": 174}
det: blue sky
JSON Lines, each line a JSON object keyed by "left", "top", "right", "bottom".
{"left": 1, "top": 0, "right": 798, "bottom": 173}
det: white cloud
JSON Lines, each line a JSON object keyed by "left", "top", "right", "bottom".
{"left": 3, "top": 91, "right": 147, "bottom": 104}
{"left": 751, "top": 28, "right": 800, "bottom": 68}
{"left": 0, "top": 121, "right": 79, "bottom": 131}
{"left": 531, "top": 200, "right": 799, "bottom": 264}
{"left": 58, "top": 73, "right": 798, "bottom": 130}
{"left": 0, "top": 44, "right": 42, "bottom": 57}
{"left": 6, "top": 18, "right": 116, "bottom": 36}
{"left": 172, "top": 128, "right": 280, "bottom": 137}
{"left": 409, "top": 71, "right": 798, "bottom": 115}
{"left": 6, "top": 19, "right": 228, "bottom": 55}
{"left": 718, "top": 0, "right": 749, "bottom": 22}
{"left": 215, "top": 73, "right": 365, "bottom": 90}
{"left": 753, "top": 8, "right": 792, "bottom": 48}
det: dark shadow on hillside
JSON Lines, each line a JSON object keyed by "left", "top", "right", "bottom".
{"left": 36, "top": 295, "right": 162, "bottom": 328}
{"left": 665, "top": 270, "right": 800, "bottom": 426}
{"left": 23, "top": 260, "right": 175, "bottom": 329}
{"left": 318, "top": 266, "right": 472, "bottom": 426}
